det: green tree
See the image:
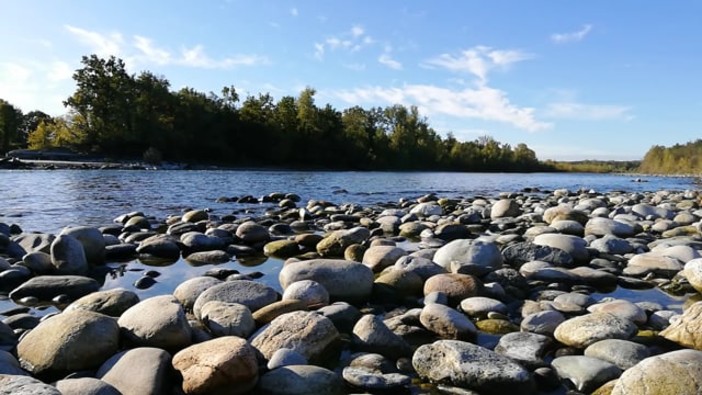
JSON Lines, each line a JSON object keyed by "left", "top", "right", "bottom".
{"left": 0, "top": 99, "right": 23, "bottom": 153}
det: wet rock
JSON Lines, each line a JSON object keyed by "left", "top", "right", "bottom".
{"left": 413, "top": 340, "right": 535, "bottom": 395}
{"left": 279, "top": 259, "right": 374, "bottom": 303}
{"left": 9, "top": 275, "right": 100, "bottom": 303}
{"left": 552, "top": 355, "right": 621, "bottom": 393}
{"left": 17, "top": 310, "right": 120, "bottom": 376}
{"left": 50, "top": 234, "right": 88, "bottom": 275}
{"left": 59, "top": 226, "right": 106, "bottom": 264}
{"left": 136, "top": 235, "right": 181, "bottom": 260}
{"left": 173, "top": 336, "right": 258, "bottom": 395}
{"left": 97, "top": 347, "right": 173, "bottom": 395}
{"left": 316, "top": 227, "right": 370, "bottom": 257}
{"left": 423, "top": 273, "right": 483, "bottom": 305}
{"left": 118, "top": 295, "right": 192, "bottom": 350}
{"left": 264, "top": 239, "right": 300, "bottom": 258}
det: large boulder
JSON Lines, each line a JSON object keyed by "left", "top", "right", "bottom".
{"left": 17, "top": 311, "right": 120, "bottom": 376}
{"left": 279, "top": 259, "right": 374, "bottom": 303}
{"left": 433, "top": 239, "right": 503, "bottom": 274}
{"left": 50, "top": 234, "right": 89, "bottom": 275}
{"left": 60, "top": 226, "right": 106, "bottom": 264}
{"left": 612, "top": 349, "right": 702, "bottom": 395}
{"left": 64, "top": 288, "right": 140, "bottom": 317}
{"left": 193, "top": 280, "right": 278, "bottom": 318}
{"left": 172, "top": 336, "right": 259, "bottom": 395}
{"left": 118, "top": 295, "right": 192, "bottom": 350}
{"left": 9, "top": 275, "right": 100, "bottom": 303}
{"left": 97, "top": 347, "right": 173, "bottom": 395}
{"left": 660, "top": 301, "right": 702, "bottom": 349}
{"left": 554, "top": 313, "right": 638, "bottom": 348}
{"left": 413, "top": 340, "right": 534, "bottom": 395}
{"left": 251, "top": 311, "right": 339, "bottom": 362}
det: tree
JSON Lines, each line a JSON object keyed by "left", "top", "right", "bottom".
{"left": 0, "top": 99, "right": 23, "bottom": 153}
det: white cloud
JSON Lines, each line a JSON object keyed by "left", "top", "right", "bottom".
{"left": 378, "top": 54, "right": 402, "bottom": 70}
{"left": 290, "top": 7, "right": 299, "bottom": 16}
{"left": 0, "top": 61, "right": 73, "bottom": 115}
{"left": 423, "top": 46, "right": 533, "bottom": 81}
{"left": 544, "top": 101, "right": 633, "bottom": 120}
{"left": 334, "top": 84, "right": 551, "bottom": 132}
{"left": 65, "top": 25, "right": 123, "bottom": 57}
{"left": 351, "top": 25, "right": 364, "bottom": 38}
{"left": 134, "top": 36, "right": 172, "bottom": 65}
{"left": 180, "top": 45, "right": 267, "bottom": 69}
{"left": 314, "top": 24, "right": 374, "bottom": 60}
{"left": 313, "top": 42, "right": 325, "bottom": 60}
{"left": 47, "top": 61, "right": 73, "bottom": 82}
{"left": 551, "top": 24, "right": 593, "bottom": 44}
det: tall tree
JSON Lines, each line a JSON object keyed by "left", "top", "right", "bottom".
{"left": 0, "top": 99, "right": 23, "bottom": 153}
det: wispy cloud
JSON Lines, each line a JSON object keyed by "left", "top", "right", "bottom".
{"left": 0, "top": 61, "right": 73, "bottom": 115}
{"left": 544, "top": 101, "right": 633, "bottom": 120}
{"left": 334, "top": 84, "right": 551, "bottom": 132}
{"left": 67, "top": 26, "right": 268, "bottom": 69}
{"left": 344, "top": 63, "right": 366, "bottom": 71}
{"left": 290, "top": 7, "right": 298, "bottom": 17}
{"left": 551, "top": 24, "right": 593, "bottom": 44}
{"left": 378, "top": 54, "right": 402, "bottom": 70}
{"left": 313, "top": 24, "right": 374, "bottom": 60}
{"left": 423, "top": 46, "right": 533, "bottom": 81}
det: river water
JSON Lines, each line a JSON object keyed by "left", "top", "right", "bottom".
{"left": 0, "top": 170, "right": 697, "bottom": 315}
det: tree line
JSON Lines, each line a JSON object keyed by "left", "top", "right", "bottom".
{"left": 639, "top": 140, "right": 702, "bottom": 174}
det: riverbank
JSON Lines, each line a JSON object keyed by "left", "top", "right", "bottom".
{"left": 2, "top": 187, "right": 702, "bottom": 394}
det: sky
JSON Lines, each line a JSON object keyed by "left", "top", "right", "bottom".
{"left": 1, "top": 1, "right": 701, "bottom": 160}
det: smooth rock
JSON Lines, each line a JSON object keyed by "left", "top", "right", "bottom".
{"left": 420, "top": 303, "right": 476, "bottom": 340}
{"left": 257, "top": 365, "right": 346, "bottom": 395}
{"left": 491, "top": 199, "right": 522, "bottom": 219}
{"left": 251, "top": 311, "right": 339, "bottom": 362}
{"left": 552, "top": 355, "right": 621, "bottom": 393}
{"left": 282, "top": 280, "right": 329, "bottom": 307}
{"left": 279, "top": 259, "right": 374, "bottom": 303}
{"left": 267, "top": 348, "right": 308, "bottom": 370}
{"left": 587, "top": 300, "right": 647, "bottom": 326}
{"left": 584, "top": 339, "right": 650, "bottom": 370}
{"left": 55, "top": 378, "right": 122, "bottom": 395}
{"left": 173, "top": 276, "right": 222, "bottom": 310}
{"left": 59, "top": 226, "right": 106, "bottom": 263}
{"left": 64, "top": 288, "right": 140, "bottom": 317}
{"left": 459, "top": 296, "right": 507, "bottom": 318}
{"left": 0, "top": 375, "right": 61, "bottom": 395}
{"left": 660, "top": 301, "right": 702, "bottom": 349}
{"left": 193, "top": 280, "right": 278, "bottom": 318}
{"left": 97, "top": 347, "right": 172, "bottom": 395}
{"left": 118, "top": 295, "right": 192, "bottom": 350}
{"left": 433, "top": 239, "right": 503, "bottom": 274}
{"left": 495, "top": 332, "right": 551, "bottom": 369}
{"left": 362, "top": 245, "right": 407, "bottom": 273}
{"left": 50, "top": 234, "right": 88, "bottom": 275}
{"left": 423, "top": 273, "right": 483, "bottom": 305}
{"left": 352, "top": 314, "right": 412, "bottom": 360}
{"left": 554, "top": 313, "right": 638, "bottom": 348}
{"left": 533, "top": 233, "right": 589, "bottom": 264}
{"left": 520, "top": 310, "right": 565, "bottom": 336}
{"left": 200, "top": 301, "right": 255, "bottom": 338}
{"left": 316, "top": 227, "right": 370, "bottom": 257}
{"left": 611, "top": 349, "right": 702, "bottom": 395}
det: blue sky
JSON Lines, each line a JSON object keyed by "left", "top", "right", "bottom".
{"left": 1, "top": 1, "right": 701, "bottom": 160}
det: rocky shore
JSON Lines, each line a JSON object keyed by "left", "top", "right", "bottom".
{"left": 2, "top": 188, "right": 702, "bottom": 394}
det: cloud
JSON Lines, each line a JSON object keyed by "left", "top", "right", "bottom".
{"left": 65, "top": 25, "right": 123, "bottom": 57}
{"left": 0, "top": 61, "right": 73, "bottom": 115}
{"left": 334, "top": 84, "right": 551, "bottom": 132}
{"left": 314, "top": 24, "right": 374, "bottom": 60}
{"left": 290, "top": 7, "right": 299, "bottom": 16}
{"left": 47, "top": 61, "right": 74, "bottom": 82}
{"left": 66, "top": 26, "right": 267, "bottom": 70}
{"left": 423, "top": 46, "right": 533, "bottom": 81}
{"left": 551, "top": 24, "right": 593, "bottom": 44}
{"left": 344, "top": 63, "right": 366, "bottom": 71}
{"left": 378, "top": 54, "right": 402, "bottom": 70}
{"left": 544, "top": 101, "right": 633, "bottom": 120}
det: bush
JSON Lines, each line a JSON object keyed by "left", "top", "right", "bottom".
{"left": 143, "top": 147, "right": 163, "bottom": 164}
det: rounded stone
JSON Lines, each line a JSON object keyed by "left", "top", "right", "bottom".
{"left": 193, "top": 280, "right": 278, "bottom": 318}
{"left": 55, "top": 378, "right": 122, "bottom": 395}
{"left": 97, "top": 347, "right": 173, "bottom": 395}
{"left": 117, "top": 295, "right": 192, "bottom": 350}
{"left": 59, "top": 226, "right": 106, "bottom": 264}
{"left": 200, "top": 301, "right": 255, "bottom": 338}
{"left": 554, "top": 312, "right": 638, "bottom": 348}
{"left": 584, "top": 339, "right": 650, "bottom": 370}
{"left": 0, "top": 375, "right": 62, "bottom": 395}
{"left": 420, "top": 303, "right": 476, "bottom": 340}
{"left": 423, "top": 273, "right": 483, "bottom": 305}
{"left": 251, "top": 311, "right": 340, "bottom": 362}
{"left": 282, "top": 280, "right": 330, "bottom": 307}
{"left": 279, "top": 259, "right": 374, "bottom": 303}
{"left": 64, "top": 288, "right": 140, "bottom": 317}
{"left": 612, "top": 349, "right": 702, "bottom": 395}
{"left": 50, "top": 234, "right": 89, "bottom": 275}
{"left": 460, "top": 296, "right": 508, "bottom": 318}
{"left": 257, "top": 365, "right": 346, "bottom": 395}
{"left": 362, "top": 245, "right": 407, "bottom": 273}
{"left": 173, "top": 276, "right": 222, "bottom": 310}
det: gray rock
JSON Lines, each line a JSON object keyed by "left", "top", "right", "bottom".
{"left": 584, "top": 217, "right": 636, "bottom": 238}
{"left": 0, "top": 375, "right": 61, "bottom": 395}
{"left": 64, "top": 288, "right": 140, "bottom": 317}
{"left": 135, "top": 235, "right": 180, "bottom": 259}
{"left": 118, "top": 295, "right": 192, "bottom": 350}
{"left": 13, "top": 233, "right": 55, "bottom": 254}
{"left": 495, "top": 332, "right": 551, "bottom": 369}
{"left": 551, "top": 355, "right": 621, "bottom": 393}
{"left": 97, "top": 347, "right": 172, "bottom": 395}
{"left": 19, "top": 251, "right": 54, "bottom": 275}
{"left": 352, "top": 314, "right": 412, "bottom": 360}
{"left": 185, "top": 250, "right": 231, "bottom": 265}
{"left": 342, "top": 352, "right": 411, "bottom": 391}
{"left": 551, "top": 220, "right": 584, "bottom": 236}
{"left": 317, "top": 302, "right": 362, "bottom": 333}
{"left": 0, "top": 322, "right": 16, "bottom": 352}
{"left": 257, "top": 365, "right": 346, "bottom": 395}
{"left": 684, "top": 258, "right": 702, "bottom": 294}
{"left": 60, "top": 226, "right": 106, "bottom": 264}
{"left": 501, "top": 242, "right": 574, "bottom": 267}
{"left": 362, "top": 245, "right": 407, "bottom": 273}
{"left": 459, "top": 296, "right": 507, "bottom": 318}
{"left": 554, "top": 312, "right": 638, "bottom": 348}
{"left": 491, "top": 199, "right": 522, "bottom": 219}
{"left": 590, "top": 234, "right": 634, "bottom": 255}
{"left": 17, "top": 310, "right": 120, "bottom": 376}
{"left": 588, "top": 299, "right": 647, "bottom": 325}
{"left": 584, "top": 339, "right": 650, "bottom": 370}
{"left": 172, "top": 276, "right": 222, "bottom": 310}
{"left": 279, "top": 259, "right": 374, "bottom": 303}
{"left": 282, "top": 280, "right": 329, "bottom": 307}
{"left": 251, "top": 311, "right": 340, "bottom": 362}
{"left": 316, "top": 227, "right": 370, "bottom": 257}
{"left": 393, "top": 255, "right": 447, "bottom": 280}
{"left": 173, "top": 336, "right": 258, "bottom": 395}
{"left": 627, "top": 252, "right": 683, "bottom": 276}
{"left": 412, "top": 340, "right": 534, "bottom": 395}
{"left": 612, "top": 349, "right": 702, "bottom": 395}
{"left": 420, "top": 303, "right": 476, "bottom": 340}
{"left": 193, "top": 280, "right": 278, "bottom": 318}
{"left": 433, "top": 239, "right": 503, "bottom": 274}
{"left": 410, "top": 202, "right": 443, "bottom": 217}
{"left": 200, "top": 301, "right": 255, "bottom": 338}
{"left": 533, "top": 233, "right": 589, "bottom": 264}
{"left": 0, "top": 349, "right": 26, "bottom": 375}
{"left": 180, "top": 231, "right": 225, "bottom": 252}
{"left": 50, "top": 234, "right": 88, "bottom": 275}
{"left": 552, "top": 292, "right": 595, "bottom": 314}
{"left": 55, "top": 378, "right": 122, "bottom": 395}
{"left": 520, "top": 310, "right": 565, "bottom": 336}
{"left": 9, "top": 275, "right": 99, "bottom": 304}
{"left": 267, "top": 348, "right": 308, "bottom": 370}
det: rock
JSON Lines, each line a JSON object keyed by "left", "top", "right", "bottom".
{"left": 185, "top": 250, "right": 231, "bottom": 265}
{"left": 0, "top": 349, "right": 26, "bottom": 375}
{"left": 182, "top": 209, "right": 208, "bottom": 223}
{"left": 352, "top": 314, "right": 412, "bottom": 360}
{"left": 420, "top": 303, "right": 476, "bottom": 340}
{"left": 282, "top": 280, "right": 329, "bottom": 307}
{"left": 0, "top": 322, "right": 17, "bottom": 352}
{"left": 393, "top": 255, "right": 447, "bottom": 280}
{"left": 173, "top": 276, "right": 222, "bottom": 310}
{"left": 97, "top": 347, "right": 173, "bottom": 395}
{"left": 410, "top": 202, "right": 443, "bottom": 217}
{"left": 267, "top": 348, "right": 308, "bottom": 370}
{"left": 64, "top": 288, "right": 140, "bottom": 317}
{"left": 20, "top": 251, "right": 54, "bottom": 274}
{"left": 13, "top": 233, "right": 55, "bottom": 254}
{"left": 433, "top": 239, "right": 503, "bottom": 274}
{"left": 475, "top": 319, "right": 519, "bottom": 335}
{"left": 660, "top": 301, "right": 702, "bottom": 349}
{"left": 520, "top": 310, "right": 565, "bottom": 336}
{"left": 399, "top": 221, "right": 428, "bottom": 238}
{"left": 316, "top": 227, "right": 370, "bottom": 257}
{"left": 136, "top": 235, "right": 181, "bottom": 259}
{"left": 551, "top": 355, "right": 621, "bottom": 393}
{"left": 193, "top": 280, "right": 278, "bottom": 318}
{"left": 632, "top": 203, "right": 673, "bottom": 220}
{"left": 533, "top": 233, "right": 589, "bottom": 264}
{"left": 585, "top": 217, "right": 637, "bottom": 238}
{"left": 342, "top": 353, "right": 411, "bottom": 391}
{"left": 118, "top": 295, "right": 192, "bottom": 350}
{"left": 495, "top": 332, "right": 551, "bottom": 369}
{"left": 491, "top": 199, "right": 522, "bottom": 219}
{"left": 252, "top": 300, "right": 308, "bottom": 327}
{"left": 584, "top": 339, "right": 650, "bottom": 370}
{"left": 423, "top": 273, "right": 483, "bottom": 305}
{"left": 181, "top": 232, "right": 225, "bottom": 252}
{"left": 9, "top": 275, "right": 100, "bottom": 303}
{"left": 50, "top": 234, "right": 88, "bottom": 275}
{"left": 55, "top": 378, "right": 122, "bottom": 395}
{"left": 318, "top": 302, "right": 362, "bottom": 333}
{"left": 683, "top": 258, "right": 702, "bottom": 293}
{"left": 172, "top": 336, "right": 258, "bottom": 395}
{"left": 459, "top": 296, "right": 508, "bottom": 318}
{"left": 251, "top": 311, "right": 339, "bottom": 362}
{"left": 543, "top": 205, "right": 589, "bottom": 225}
{"left": 554, "top": 313, "right": 638, "bottom": 348}
{"left": 627, "top": 252, "right": 683, "bottom": 277}
{"left": 264, "top": 240, "right": 300, "bottom": 258}
{"left": 257, "top": 365, "right": 346, "bottom": 395}
{"left": 588, "top": 300, "right": 647, "bottom": 325}
{"left": 362, "top": 245, "right": 407, "bottom": 273}
{"left": 501, "top": 242, "right": 574, "bottom": 267}
{"left": 60, "top": 226, "right": 106, "bottom": 263}
{"left": 413, "top": 340, "right": 534, "bottom": 395}
{"left": 279, "top": 259, "right": 374, "bottom": 303}
{"left": 17, "top": 310, "right": 119, "bottom": 376}
{"left": 611, "top": 349, "right": 702, "bottom": 395}
{"left": 552, "top": 292, "right": 595, "bottom": 314}
{"left": 0, "top": 375, "right": 61, "bottom": 395}
{"left": 200, "top": 301, "right": 255, "bottom": 338}
{"left": 590, "top": 235, "right": 634, "bottom": 255}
